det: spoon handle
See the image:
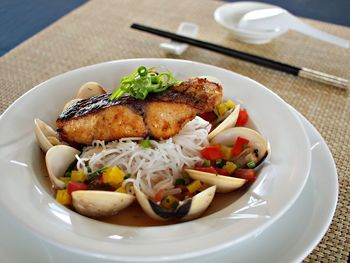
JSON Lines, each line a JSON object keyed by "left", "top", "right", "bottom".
{"left": 291, "top": 18, "right": 349, "bottom": 48}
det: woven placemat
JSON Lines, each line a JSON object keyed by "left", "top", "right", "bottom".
{"left": 0, "top": 0, "right": 349, "bottom": 261}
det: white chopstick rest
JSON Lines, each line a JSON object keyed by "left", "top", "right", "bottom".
{"left": 160, "top": 22, "right": 199, "bottom": 55}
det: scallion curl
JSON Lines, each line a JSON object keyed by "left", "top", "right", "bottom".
{"left": 109, "top": 66, "right": 180, "bottom": 100}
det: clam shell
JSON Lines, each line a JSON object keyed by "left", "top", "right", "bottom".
{"left": 134, "top": 185, "right": 216, "bottom": 221}
{"left": 185, "top": 169, "right": 246, "bottom": 193}
{"left": 211, "top": 127, "right": 268, "bottom": 162}
{"left": 72, "top": 190, "right": 135, "bottom": 218}
{"left": 34, "top": 118, "right": 60, "bottom": 153}
{"left": 208, "top": 104, "right": 240, "bottom": 140}
{"left": 181, "top": 185, "right": 216, "bottom": 220}
{"left": 76, "top": 82, "right": 106, "bottom": 99}
{"left": 45, "top": 145, "right": 80, "bottom": 189}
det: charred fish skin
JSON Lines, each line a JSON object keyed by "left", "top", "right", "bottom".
{"left": 56, "top": 78, "right": 222, "bottom": 145}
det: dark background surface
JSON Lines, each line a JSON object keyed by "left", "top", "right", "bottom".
{"left": 0, "top": 0, "right": 350, "bottom": 56}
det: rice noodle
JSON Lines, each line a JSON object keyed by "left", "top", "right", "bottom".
{"left": 77, "top": 117, "right": 209, "bottom": 198}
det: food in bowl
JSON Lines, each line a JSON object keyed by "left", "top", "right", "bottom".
{"left": 34, "top": 66, "right": 268, "bottom": 224}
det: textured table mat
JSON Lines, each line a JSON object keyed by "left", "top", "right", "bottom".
{"left": 0, "top": 0, "right": 349, "bottom": 261}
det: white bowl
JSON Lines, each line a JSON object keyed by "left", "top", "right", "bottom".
{"left": 214, "top": 2, "right": 288, "bottom": 44}
{"left": 0, "top": 58, "right": 310, "bottom": 261}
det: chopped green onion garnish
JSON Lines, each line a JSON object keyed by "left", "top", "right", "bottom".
{"left": 215, "top": 159, "right": 225, "bottom": 168}
{"left": 140, "top": 139, "right": 152, "bottom": 148}
{"left": 87, "top": 167, "right": 107, "bottom": 180}
{"left": 109, "top": 66, "right": 180, "bottom": 100}
{"left": 175, "top": 178, "right": 185, "bottom": 185}
{"left": 203, "top": 160, "right": 211, "bottom": 167}
{"left": 64, "top": 159, "right": 78, "bottom": 177}
{"left": 247, "top": 161, "right": 256, "bottom": 168}
{"left": 242, "top": 144, "right": 248, "bottom": 150}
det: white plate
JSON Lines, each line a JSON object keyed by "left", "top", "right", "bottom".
{"left": 0, "top": 108, "right": 337, "bottom": 263}
{"left": 0, "top": 59, "right": 310, "bottom": 261}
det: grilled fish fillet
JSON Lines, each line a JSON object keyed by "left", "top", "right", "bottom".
{"left": 57, "top": 77, "right": 222, "bottom": 145}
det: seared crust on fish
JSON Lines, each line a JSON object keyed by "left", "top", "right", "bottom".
{"left": 57, "top": 78, "right": 222, "bottom": 145}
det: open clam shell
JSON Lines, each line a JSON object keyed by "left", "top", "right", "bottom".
{"left": 72, "top": 190, "right": 135, "bottom": 218}
{"left": 45, "top": 145, "right": 80, "bottom": 189}
{"left": 208, "top": 104, "right": 240, "bottom": 140}
{"left": 185, "top": 169, "right": 246, "bottom": 193}
{"left": 211, "top": 127, "right": 268, "bottom": 165}
{"left": 134, "top": 185, "right": 216, "bottom": 221}
{"left": 34, "top": 118, "right": 61, "bottom": 153}
{"left": 76, "top": 82, "right": 106, "bottom": 99}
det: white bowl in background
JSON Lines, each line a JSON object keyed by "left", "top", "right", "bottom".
{"left": 214, "top": 2, "right": 288, "bottom": 44}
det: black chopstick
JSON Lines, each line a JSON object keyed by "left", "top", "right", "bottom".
{"left": 130, "top": 23, "right": 348, "bottom": 90}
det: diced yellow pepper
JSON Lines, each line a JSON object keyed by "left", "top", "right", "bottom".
{"left": 71, "top": 170, "right": 85, "bottom": 182}
{"left": 102, "top": 166, "right": 125, "bottom": 187}
{"left": 56, "top": 189, "right": 71, "bottom": 205}
{"left": 225, "top": 100, "right": 235, "bottom": 109}
{"left": 59, "top": 177, "right": 71, "bottom": 184}
{"left": 223, "top": 162, "right": 237, "bottom": 174}
{"left": 161, "top": 195, "right": 180, "bottom": 210}
{"left": 216, "top": 103, "right": 228, "bottom": 117}
{"left": 220, "top": 145, "right": 232, "bottom": 160}
{"left": 116, "top": 186, "right": 127, "bottom": 193}
{"left": 187, "top": 180, "right": 202, "bottom": 193}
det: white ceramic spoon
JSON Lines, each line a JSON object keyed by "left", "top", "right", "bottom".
{"left": 237, "top": 7, "right": 349, "bottom": 48}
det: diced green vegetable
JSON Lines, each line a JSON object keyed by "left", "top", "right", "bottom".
{"left": 140, "top": 139, "right": 152, "bottom": 148}
{"left": 175, "top": 178, "right": 185, "bottom": 185}
{"left": 247, "top": 161, "right": 256, "bottom": 168}
{"left": 203, "top": 160, "right": 211, "bottom": 167}
{"left": 215, "top": 159, "right": 225, "bottom": 168}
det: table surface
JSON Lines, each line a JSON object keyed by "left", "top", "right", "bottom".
{"left": 1, "top": 0, "right": 350, "bottom": 56}
{"left": 0, "top": 0, "right": 349, "bottom": 262}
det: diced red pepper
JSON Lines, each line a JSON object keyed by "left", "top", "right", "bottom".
{"left": 174, "top": 185, "right": 189, "bottom": 200}
{"left": 194, "top": 166, "right": 217, "bottom": 174}
{"left": 231, "top": 137, "right": 250, "bottom": 156}
{"left": 199, "top": 111, "right": 217, "bottom": 122}
{"left": 236, "top": 109, "right": 249, "bottom": 126}
{"left": 67, "top": 181, "right": 88, "bottom": 195}
{"left": 154, "top": 189, "right": 165, "bottom": 203}
{"left": 201, "top": 145, "right": 224, "bottom": 160}
{"left": 234, "top": 169, "right": 256, "bottom": 182}
{"left": 214, "top": 168, "right": 230, "bottom": 176}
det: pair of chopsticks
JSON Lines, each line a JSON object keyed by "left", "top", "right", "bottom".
{"left": 131, "top": 23, "right": 348, "bottom": 90}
